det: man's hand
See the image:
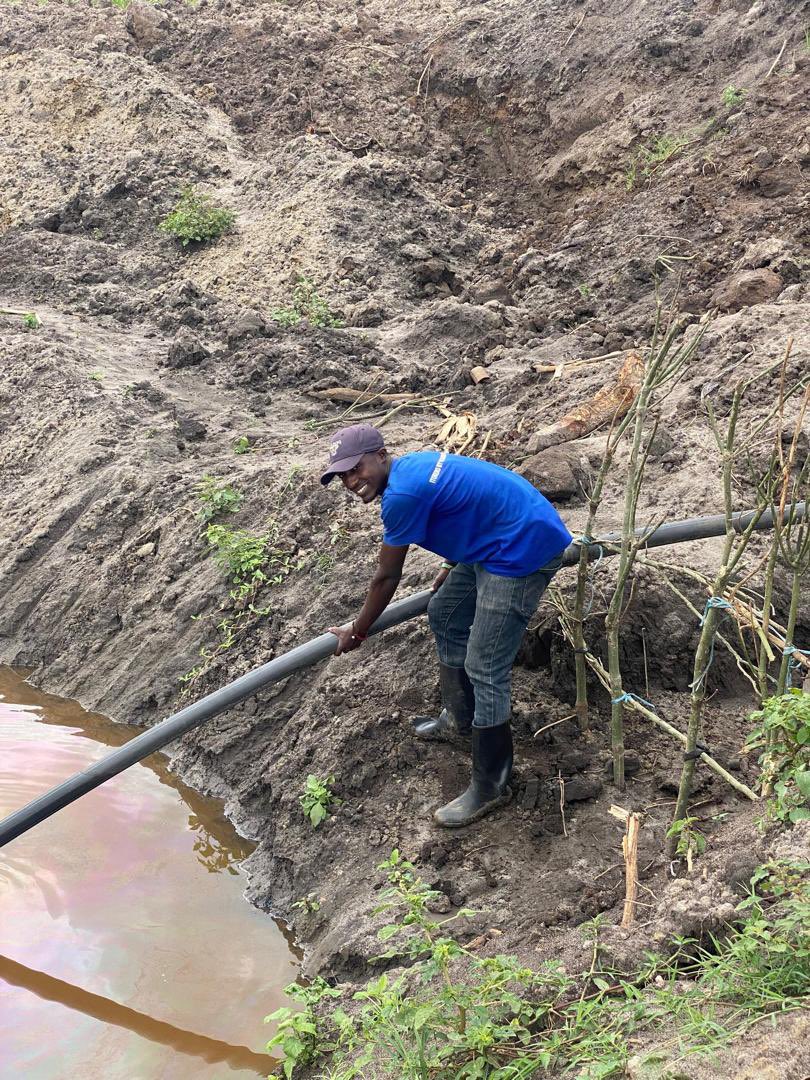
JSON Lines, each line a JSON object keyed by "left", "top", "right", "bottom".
{"left": 328, "top": 622, "right": 365, "bottom": 656}
{"left": 431, "top": 565, "right": 452, "bottom": 592}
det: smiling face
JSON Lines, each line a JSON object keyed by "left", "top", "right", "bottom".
{"left": 339, "top": 449, "right": 391, "bottom": 503}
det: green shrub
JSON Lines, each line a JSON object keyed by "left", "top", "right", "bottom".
{"left": 205, "top": 524, "right": 269, "bottom": 587}
{"left": 745, "top": 689, "right": 810, "bottom": 825}
{"left": 158, "top": 186, "right": 235, "bottom": 246}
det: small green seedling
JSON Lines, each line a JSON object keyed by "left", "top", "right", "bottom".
{"left": 272, "top": 275, "right": 344, "bottom": 329}
{"left": 626, "top": 133, "right": 689, "bottom": 189}
{"left": 233, "top": 435, "right": 250, "bottom": 455}
{"left": 292, "top": 894, "right": 322, "bottom": 914}
{"left": 721, "top": 85, "right": 746, "bottom": 109}
{"left": 158, "top": 186, "right": 236, "bottom": 246}
{"left": 666, "top": 816, "right": 707, "bottom": 871}
{"left": 23, "top": 312, "right": 40, "bottom": 329}
{"left": 300, "top": 774, "right": 338, "bottom": 827}
{"left": 89, "top": 369, "right": 105, "bottom": 381}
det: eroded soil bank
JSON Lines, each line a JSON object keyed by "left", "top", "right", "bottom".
{"left": 1, "top": 0, "right": 809, "bottom": 1074}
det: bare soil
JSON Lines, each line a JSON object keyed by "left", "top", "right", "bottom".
{"left": 1, "top": 0, "right": 809, "bottom": 1075}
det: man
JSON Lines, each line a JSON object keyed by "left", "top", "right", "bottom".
{"left": 322, "top": 423, "right": 572, "bottom": 828}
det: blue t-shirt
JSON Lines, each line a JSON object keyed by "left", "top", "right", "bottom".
{"left": 381, "top": 452, "right": 572, "bottom": 577}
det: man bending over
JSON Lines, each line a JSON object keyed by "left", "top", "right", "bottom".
{"left": 322, "top": 424, "right": 572, "bottom": 828}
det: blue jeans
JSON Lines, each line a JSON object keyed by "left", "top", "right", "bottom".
{"left": 426, "top": 557, "right": 562, "bottom": 729}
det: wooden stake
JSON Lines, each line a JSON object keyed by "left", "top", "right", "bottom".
{"left": 609, "top": 805, "right": 642, "bottom": 927}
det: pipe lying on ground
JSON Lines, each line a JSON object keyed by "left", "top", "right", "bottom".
{"left": 0, "top": 501, "right": 805, "bottom": 849}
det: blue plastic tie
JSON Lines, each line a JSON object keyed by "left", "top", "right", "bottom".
{"left": 611, "top": 691, "right": 658, "bottom": 712}
{"left": 691, "top": 597, "right": 734, "bottom": 689}
{"left": 699, "top": 596, "right": 733, "bottom": 626}
{"left": 783, "top": 645, "right": 809, "bottom": 688}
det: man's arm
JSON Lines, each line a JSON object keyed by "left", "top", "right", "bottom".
{"left": 329, "top": 543, "right": 409, "bottom": 655}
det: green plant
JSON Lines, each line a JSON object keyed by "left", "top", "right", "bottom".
{"left": 22, "top": 312, "right": 40, "bottom": 329}
{"left": 195, "top": 476, "right": 244, "bottom": 523}
{"left": 328, "top": 521, "right": 350, "bottom": 547}
{"left": 292, "top": 894, "right": 322, "bottom": 914}
{"left": 576, "top": 282, "right": 593, "bottom": 299}
{"left": 205, "top": 523, "right": 269, "bottom": 587}
{"left": 272, "top": 276, "right": 344, "bottom": 329}
{"left": 89, "top": 369, "right": 105, "bottom": 381}
{"left": 300, "top": 774, "right": 338, "bottom": 828}
{"left": 266, "top": 978, "right": 345, "bottom": 1079}
{"left": 158, "top": 186, "right": 235, "bottom": 246}
{"left": 233, "top": 435, "right": 251, "bottom": 455}
{"left": 267, "top": 854, "right": 810, "bottom": 1079}
{"left": 182, "top": 469, "right": 305, "bottom": 689}
{"left": 744, "top": 690, "right": 810, "bottom": 824}
{"left": 721, "top": 85, "right": 746, "bottom": 108}
{"left": 666, "top": 816, "right": 707, "bottom": 871}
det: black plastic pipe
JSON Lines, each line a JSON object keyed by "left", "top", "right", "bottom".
{"left": 559, "top": 501, "right": 807, "bottom": 565}
{"left": 0, "top": 501, "right": 804, "bottom": 849}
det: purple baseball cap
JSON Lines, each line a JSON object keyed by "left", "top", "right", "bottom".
{"left": 320, "top": 423, "right": 386, "bottom": 485}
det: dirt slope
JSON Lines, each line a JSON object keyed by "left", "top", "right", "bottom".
{"left": 1, "top": 0, "right": 809, "bottom": 1075}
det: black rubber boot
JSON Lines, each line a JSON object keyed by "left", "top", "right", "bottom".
{"left": 433, "top": 723, "right": 513, "bottom": 827}
{"left": 412, "top": 663, "right": 475, "bottom": 741}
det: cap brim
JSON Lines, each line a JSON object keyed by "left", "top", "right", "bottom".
{"left": 320, "top": 452, "right": 364, "bottom": 485}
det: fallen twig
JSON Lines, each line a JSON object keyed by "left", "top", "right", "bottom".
{"left": 563, "top": 12, "right": 586, "bottom": 47}
{"left": 532, "top": 350, "right": 626, "bottom": 375}
{"left": 533, "top": 713, "right": 575, "bottom": 738}
{"left": 309, "top": 386, "right": 417, "bottom": 405}
{"left": 557, "top": 771, "right": 568, "bottom": 838}
{"left": 763, "top": 37, "right": 788, "bottom": 80}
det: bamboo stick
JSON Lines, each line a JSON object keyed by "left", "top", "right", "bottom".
{"left": 550, "top": 594, "right": 759, "bottom": 801}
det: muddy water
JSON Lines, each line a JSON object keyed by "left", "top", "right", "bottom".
{"left": 0, "top": 667, "right": 298, "bottom": 1079}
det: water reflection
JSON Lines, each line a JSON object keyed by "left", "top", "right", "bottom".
{"left": 0, "top": 955, "right": 275, "bottom": 1074}
{"left": 0, "top": 666, "right": 298, "bottom": 1079}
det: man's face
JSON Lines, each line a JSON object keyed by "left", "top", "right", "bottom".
{"left": 339, "top": 450, "right": 389, "bottom": 503}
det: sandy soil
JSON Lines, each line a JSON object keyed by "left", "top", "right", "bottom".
{"left": 1, "top": 0, "right": 809, "bottom": 1075}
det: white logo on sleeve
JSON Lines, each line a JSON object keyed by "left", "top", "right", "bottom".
{"left": 429, "top": 452, "right": 447, "bottom": 484}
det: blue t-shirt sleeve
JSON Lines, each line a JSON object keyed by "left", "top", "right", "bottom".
{"left": 382, "top": 493, "right": 430, "bottom": 547}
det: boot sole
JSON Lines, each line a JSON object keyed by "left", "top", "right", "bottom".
{"left": 433, "top": 789, "right": 512, "bottom": 828}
